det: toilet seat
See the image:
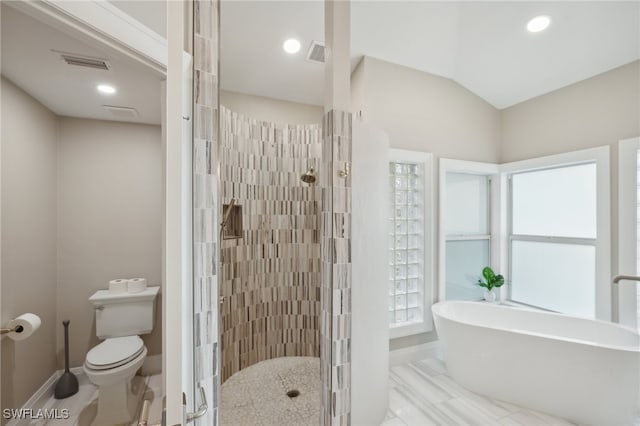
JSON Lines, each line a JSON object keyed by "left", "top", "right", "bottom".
{"left": 86, "top": 336, "right": 144, "bottom": 370}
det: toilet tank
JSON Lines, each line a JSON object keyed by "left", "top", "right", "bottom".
{"left": 89, "top": 286, "right": 160, "bottom": 338}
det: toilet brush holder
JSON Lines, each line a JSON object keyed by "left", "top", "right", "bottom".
{"left": 54, "top": 320, "right": 79, "bottom": 399}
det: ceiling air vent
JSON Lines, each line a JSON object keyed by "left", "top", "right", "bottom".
{"left": 103, "top": 105, "right": 139, "bottom": 119}
{"left": 56, "top": 51, "right": 110, "bottom": 70}
{"left": 306, "top": 41, "right": 325, "bottom": 64}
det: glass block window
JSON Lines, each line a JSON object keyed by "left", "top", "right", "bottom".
{"left": 389, "top": 161, "right": 424, "bottom": 327}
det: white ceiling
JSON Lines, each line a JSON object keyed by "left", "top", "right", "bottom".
{"left": 221, "top": 1, "right": 640, "bottom": 109}
{"left": 221, "top": 1, "right": 325, "bottom": 106}
{"left": 1, "top": 4, "right": 163, "bottom": 125}
{"left": 4, "top": 1, "right": 636, "bottom": 116}
{"left": 110, "top": 0, "right": 167, "bottom": 37}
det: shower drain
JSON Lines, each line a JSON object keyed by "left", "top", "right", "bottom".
{"left": 286, "top": 389, "right": 300, "bottom": 398}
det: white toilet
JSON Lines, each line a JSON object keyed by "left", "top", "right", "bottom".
{"left": 84, "top": 286, "right": 159, "bottom": 426}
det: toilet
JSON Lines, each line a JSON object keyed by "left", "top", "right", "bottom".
{"left": 84, "top": 286, "right": 159, "bottom": 426}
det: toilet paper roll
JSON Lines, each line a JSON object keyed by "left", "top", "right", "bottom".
{"left": 7, "top": 313, "right": 41, "bottom": 341}
{"left": 109, "top": 279, "right": 128, "bottom": 294}
{"left": 128, "top": 278, "right": 147, "bottom": 293}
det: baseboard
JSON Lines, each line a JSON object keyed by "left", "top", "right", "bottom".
{"left": 389, "top": 340, "right": 441, "bottom": 366}
{"left": 141, "top": 354, "right": 162, "bottom": 375}
{"left": 6, "top": 367, "right": 88, "bottom": 426}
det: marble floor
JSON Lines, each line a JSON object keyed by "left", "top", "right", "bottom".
{"left": 383, "top": 353, "right": 640, "bottom": 426}
{"left": 220, "top": 356, "right": 321, "bottom": 426}
{"left": 16, "top": 373, "right": 162, "bottom": 426}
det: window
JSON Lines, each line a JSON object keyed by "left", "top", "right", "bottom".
{"left": 505, "top": 146, "right": 610, "bottom": 319}
{"left": 439, "top": 159, "right": 498, "bottom": 302}
{"left": 509, "top": 164, "right": 597, "bottom": 317}
{"left": 388, "top": 150, "right": 433, "bottom": 338}
{"left": 439, "top": 148, "right": 609, "bottom": 318}
{"left": 637, "top": 149, "right": 640, "bottom": 327}
{"left": 444, "top": 173, "right": 491, "bottom": 301}
{"left": 618, "top": 138, "right": 639, "bottom": 328}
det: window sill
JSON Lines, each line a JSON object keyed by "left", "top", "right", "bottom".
{"left": 389, "top": 319, "right": 432, "bottom": 339}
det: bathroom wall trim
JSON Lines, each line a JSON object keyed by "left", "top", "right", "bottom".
{"left": 7, "top": 356, "right": 160, "bottom": 426}
{"left": 5, "top": 367, "right": 86, "bottom": 426}
{"left": 389, "top": 341, "right": 441, "bottom": 367}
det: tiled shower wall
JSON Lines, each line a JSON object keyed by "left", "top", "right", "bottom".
{"left": 192, "top": 0, "right": 219, "bottom": 424}
{"left": 320, "top": 110, "right": 352, "bottom": 425}
{"left": 219, "top": 106, "right": 322, "bottom": 382}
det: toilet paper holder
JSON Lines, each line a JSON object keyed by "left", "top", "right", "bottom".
{"left": 0, "top": 324, "right": 24, "bottom": 335}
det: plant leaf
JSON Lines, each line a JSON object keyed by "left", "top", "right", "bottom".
{"left": 482, "top": 266, "right": 495, "bottom": 282}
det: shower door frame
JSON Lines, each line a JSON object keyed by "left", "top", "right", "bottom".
{"left": 1, "top": 1, "right": 187, "bottom": 422}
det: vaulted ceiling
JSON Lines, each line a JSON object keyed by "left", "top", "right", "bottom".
{"left": 3, "top": 1, "right": 638, "bottom": 121}
{"left": 221, "top": 1, "right": 640, "bottom": 109}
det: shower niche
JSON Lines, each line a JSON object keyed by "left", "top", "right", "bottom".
{"left": 221, "top": 202, "right": 243, "bottom": 240}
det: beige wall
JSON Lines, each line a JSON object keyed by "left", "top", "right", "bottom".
{"left": 1, "top": 78, "right": 58, "bottom": 411}
{"left": 220, "top": 90, "right": 323, "bottom": 124}
{"left": 57, "top": 117, "right": 162, "bottom": 368}
{"left": 357, "top": 56, "right": 502, "bottom": 162}
{"left": 360, "top": 59, "right": 639, "bottom": 350}
{"left": 1, "top": 77, "right": 163, "bottom": 411}
{"left": 351, "top": 57, "right": 502, "bottom": 350}
{"left": 501, "top": 60, "right": 640, "bottom": 162}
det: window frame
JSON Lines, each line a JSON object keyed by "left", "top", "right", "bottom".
{"left": 501, "top": 146, "right": 611, "bottom": 319}
{"left": 438, "top": 159, "right": 501, "bottom": 302}
{"left": 388, "top": 149, "right": 434, "bottom": 339}
{"left": 618, "top": 137, "right": 640, "bottom": 329}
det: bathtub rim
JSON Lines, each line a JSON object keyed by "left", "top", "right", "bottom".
{"left": 432, "top": 300, "right": 640, "bottom": 353}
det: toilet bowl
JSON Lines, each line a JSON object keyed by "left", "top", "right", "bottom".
{"left": 85, "top": 286, "right": 159, "bottom": 426}
{"left": 84, "top": 336, "right": 147, "bottom": 426}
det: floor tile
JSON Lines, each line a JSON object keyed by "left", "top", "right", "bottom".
{"left": 390, "top": 352, "right": 578, "bottom": 426}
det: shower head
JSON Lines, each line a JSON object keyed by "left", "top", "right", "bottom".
{"left": 301, "top": 168, "right": 316, "bottom": 184}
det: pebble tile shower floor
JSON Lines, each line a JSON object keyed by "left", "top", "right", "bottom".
{"left": 220, "top": 357, "right": 321, "bottom": 426}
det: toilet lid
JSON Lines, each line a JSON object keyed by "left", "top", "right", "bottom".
{"left": 86, "top": 336, "right": 144, "bottom": 370}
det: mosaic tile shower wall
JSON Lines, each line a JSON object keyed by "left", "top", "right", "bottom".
{"left": 219, "top": 106, "right": 323, "bottom": 382}
{"left": 192, "top": 0, "right": 219, "bottom": 424}
{"left": 320, "top": 110, "right": 352, "bottom": 426}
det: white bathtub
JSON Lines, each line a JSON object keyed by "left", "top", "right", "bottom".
{"left": 432, "top": 301, "right": 640, "bottom": 425}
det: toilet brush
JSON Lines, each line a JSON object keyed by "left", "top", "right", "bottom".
{"left": 54, "top": 320, "right": 79, "bottom": 399}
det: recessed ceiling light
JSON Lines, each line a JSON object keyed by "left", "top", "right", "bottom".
{"left": 527, "top": 15, "right": 551, "bottom": 33}
{"left": 97, "top": 84, "right": 116, "bottom": 95}
{"left": 282, "top": 38, "right": 301, "bottom": 54}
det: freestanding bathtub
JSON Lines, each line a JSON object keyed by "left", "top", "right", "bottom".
{"left": 432, "top": 301, "right": 640, "bottom": 425}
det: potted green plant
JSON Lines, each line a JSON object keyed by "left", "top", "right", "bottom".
{"left": 477, "top": 266, "right": 504, "bottom": 303}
